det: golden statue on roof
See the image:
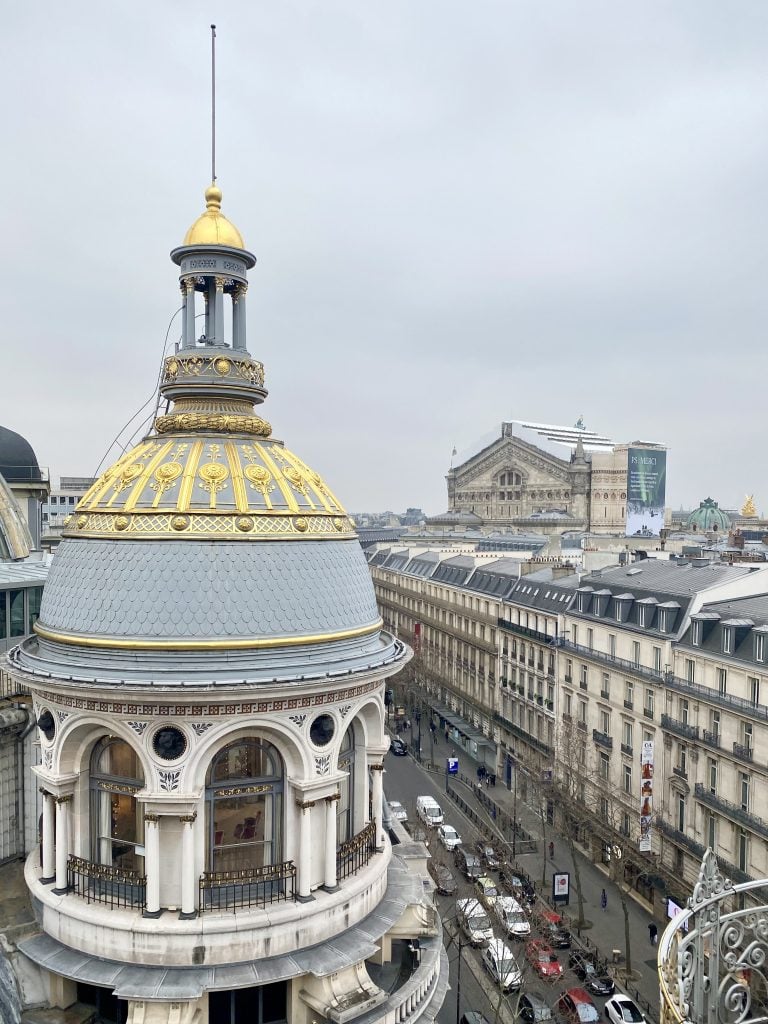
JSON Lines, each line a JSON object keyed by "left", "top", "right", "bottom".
{"left": 741, "top": 494, "right": 758, "bottom": 517}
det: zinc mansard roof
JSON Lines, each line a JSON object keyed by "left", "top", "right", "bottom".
{"left": 505, "top": 569, "right": 581, "bottom": 613}
{"left": 677, "top": 593, "right": 768, "bottom": 664}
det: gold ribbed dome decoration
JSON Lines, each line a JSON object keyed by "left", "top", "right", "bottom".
{"left": 183, "top": 183, "right": 245, "bottom": 248}
{"left": 63, "top": 437, "right": 355, "bottom": 542}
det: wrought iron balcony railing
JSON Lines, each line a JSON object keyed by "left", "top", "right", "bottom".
{"left": 337, "top": 821, "right": 377, "bottom": 881}
{"left": 592, "top": 729, "right": 613, "bottom": 750}
{"left": 67, "top": 855, "right": 146, "bottom": 910}
{"left": 661, "top": 713, "right": 700, "bottom": 742}
{"left": 693, "top": 784, "right": 768, "bottom": 839}
{"left": 732, "top": 742, "right": 754, "bottom": 763}
{"left": 199, "top": 859, "right": 296, "bottom": 911}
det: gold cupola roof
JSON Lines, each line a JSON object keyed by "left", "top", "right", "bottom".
{"left": 183, "top": 183, "right": 245, "bottom": 248}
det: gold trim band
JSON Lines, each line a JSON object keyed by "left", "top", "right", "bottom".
{"left": 33, "top": 619, "right": 383, "bottom": 652}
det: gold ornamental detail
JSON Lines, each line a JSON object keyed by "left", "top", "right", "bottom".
{"left": 62, "top": 510, "right": 357, "bottom": 540}
{"left": 162, "top": 354, "right": 264, "bottom": 387}
{"left": 154, "top": 412, "right": 272, "bottom": 436}
{"left": 244, "top": 464, "right": 272, "bottom": 493}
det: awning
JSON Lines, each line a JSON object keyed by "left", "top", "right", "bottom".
{"left": 425, "top": 699, "right": 494, "bottom": 749}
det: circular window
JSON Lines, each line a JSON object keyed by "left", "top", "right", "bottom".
{"left": 309, "top": 714, "right": 335, "bottom": 747}
{"left": 152, "top": 726, "right": 187, "bottom": 761}
{"left": 38, "top": 709, "right": 55, "bottom": 743}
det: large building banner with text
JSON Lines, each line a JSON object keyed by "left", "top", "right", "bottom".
{"left": 626, "top": 448, "right": 666, "bottom": 537}
{"left": 639, "top": 740, "right": 654, "bottom": 853}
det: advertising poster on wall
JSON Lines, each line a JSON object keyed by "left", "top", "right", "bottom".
{"left": 639, "top": 740, "right": 654, "bottom": 852}
{"left": 626, "top": 448, "right": 667, "bottom": 537}
{"left": 552, "top": 872, "right": 570, "bottom": 904}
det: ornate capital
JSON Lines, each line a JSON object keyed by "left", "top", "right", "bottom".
{"left": 38, "top": 787, "right": 51, "bottom": 798}
{"left": 296, "top": 799, "right": 316, "bottom": 811}
{"left": 144, "top": 813, "right": 160, "bottom": 824}
{"left": 325, "top": 792, "right": 341, "bottom": 804}
{"left": 183, "top": 277, "right": 196, "bottom": 295}
{"left": 214, "top": 276, "right": 225, "bottom": 293}
{"left": 54, "top": 794, "right": 72, "bottom": 805}
{"left": 369, "top": 763, "right": 384, "bottom": 772}
{"left": 179, "top": 813, "right": 197, "bottom": 824}
{"left": 233, "top": 283, "right": 248, "bottom": 302}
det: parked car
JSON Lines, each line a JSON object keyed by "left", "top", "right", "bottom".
{"left": 526, "top": 939, "right": 563, "bottom": 980}
{"left": 538, "top": 908, "right": 571, "bottom": 948}
{"left": 518, "top": 993, "right": 553, "bottom": 1024}
{"left": 604, "top": 996, "right": 647, "bottom": 1024}
{"left": 475, "top": 875, "right": 500, "bottom": 908}
{"left": 494, "top": 895, "right": 531, "bottom": 940}
{"left": 558, "top": 988, "right": 599, "bottom": 1024}
{"left": 416, "top": 795, "right": 444, "bottom": 829}
{"left": 391, "top": 738, "right": 408, "bottom": 756}
{"left": 460, "top": 1014, "right": 490, "bottom": 1024}
{"left": 457, "top": 898, "right": 493, "bottom": 946}
{"left": 428, "top": 861, "right": 457, "bottom": 896}
{"left": 482, "top": 939, "right": 522, "bottom": 991}
{"left": 437, "top": 824, "right": 462, "bottom": 850}
{"left": 568, "top": 952, "right": 615, "bottom": 996}
{"left": 455, "top": 847, "right": 482, "bottom": 880}
{"left": 476, "top": 842, "right": 501, "bottom": 871}
{"left": 388, "top": 800, "right": 407, "bottom": 822}
{"left": 500, "top": 869, "right": 534, "bottom": 907}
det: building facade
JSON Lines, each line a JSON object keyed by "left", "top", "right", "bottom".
{"left": 5, "top": 186, "right": 447, "bottom": 1024}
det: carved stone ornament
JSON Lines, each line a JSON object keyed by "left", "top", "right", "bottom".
{"left": 158, "top": 769, "right": 182, "bottom": 792}
{"left": 127, "top": 721, "right": 148, "bottom": 736}
{"left": 191, "top": 722, "right": 214, "bottom": 737}
{"left": 288, "top": 714, "right": 307, "bottom": 728}
{"left": 43, "top": 749, "right": 53, "bottom": 771}
{"left": 339, "top": 704, "right": 352, "bottom": 719}
{"left": 55, "top": 710, "right": 71, "bottom": 725}
{"left": 314, "top": 755, "right": 331, "bottom": 776}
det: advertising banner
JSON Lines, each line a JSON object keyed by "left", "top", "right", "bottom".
{"left": 552, "top": 871, "right": 570, "bottom": 904}
{"left": 626, "top": 448, "right": 667, "bottom": 537}
{"left": 639, "top": 740, "right": 654, "bottom": 852}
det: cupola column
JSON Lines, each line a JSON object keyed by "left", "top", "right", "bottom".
{"left": 213, "top": 277, "right": 225, "bottom": 345}
{"left": 204, "top": 282, "right": 213, "bottom": 340}
{"left": 40, "top": 789, "right": 55, "bottom": 883}
{"left": 183, "top": 279, "right": 196, "bottom": 348}
{"left": 232, "top": 283, "right": 247, "bottom": 351}
{"left": 53, "top": 794, "right": 72, "bottom": 894}
{"left": 143, "top": 814, "right": 161, "bottom": 917}
{"left": 296, "top": 799, "right": 315, "bottom": 901}
{"left": 324, "top": 793, "right": 340, "bottom": 891}
{"left": 180, "top": 813, "right": 197, "bottom": 918}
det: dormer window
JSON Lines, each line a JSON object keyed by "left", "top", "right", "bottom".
{"left": 756, "top": 633, "right": 766, "bottom": 663}
{"left": 723, "top": 628, "right": 733, "bottom": 655}
{"left": 615, "top": 602, "right": 622, "bottom": 623}
{"left": 578, "top": 593, "right": 586, "bottom": 613}
{"left": 692, "top": 620, "right": 702, "bottom": 647}
{"left": 638, "top": 605, "right": 647, "bottom": 627}
{"left": 659, "top": 609, "right": 670, "bottom": 633}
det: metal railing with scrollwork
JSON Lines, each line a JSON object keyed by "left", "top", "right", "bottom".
{"left": 659, "top": 850, "right": 768, "bottom": 1024}
{"left": 199, "top": 859, "right": 296, "bottom": 912}
{"left": 67, "top": 855, "right": 146, "bottom": 910}
{"left": 337, "top": 821, "right": 377, "bottom": 881}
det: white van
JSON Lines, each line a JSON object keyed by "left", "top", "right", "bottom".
{"left": 416, "top": 795, "right": 444, "bottom": 829}
{"left": 494, "top": 896, "right": 531, "bottom": 940}
{"left": 456, "top": 897, "right": 494, "bottom": 947}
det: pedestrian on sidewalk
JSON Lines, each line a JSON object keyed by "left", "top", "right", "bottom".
{"left": 548, "top": 841, "right": 554, "bottom": 860}
{"left": 649, "top": 922, "right": 658, "bottom": 945}
{"left": 600, "top": 889, "right": 608, "bottom": 912}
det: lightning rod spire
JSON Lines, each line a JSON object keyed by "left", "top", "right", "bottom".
{"left": 211, "top": 24, "right": 217, "bottom": 183}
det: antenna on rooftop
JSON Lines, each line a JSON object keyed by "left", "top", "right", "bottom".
{"left": 211, "top": 24, "right": 217, "bottom": 183}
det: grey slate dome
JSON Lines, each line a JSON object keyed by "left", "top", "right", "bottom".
{"left": 0, "top": 425, "right": 42, "bottom": 482}
{"left": 12, "top": 183, "right": 405, "bottom": 687}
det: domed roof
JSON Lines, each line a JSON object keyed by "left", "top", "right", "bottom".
{"left": 0, "top": 472, "right": 32, "bottom": 559}
{"left": 183, "top": 184, "right": 245, "bottom": 248}
{"left": 685, "top": 497, "right": 731, "bottom": 533}
{"left": 0, "top": 425, "right": 41, "bottom": 483}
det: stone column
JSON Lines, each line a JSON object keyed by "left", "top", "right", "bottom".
{"left": 40, "top": 789, "right": 55, "bottom": 883}
{"left": 214, "top": 277, "right": 225, "bottom": 345}
{"left": 53, "top": 794, "right": 72, "bottom": 894}
{"left": 183, "top": 278, "right": 196, "bottom": 347}
{"left": 296, "top": 799, "right": 315, "bottom": 902}
{"left": 143, "top": 814, "right": 161, "bottom": 918}
{"left": 232, "top": 283, "right": 248, "bottom": 351}
{"left": 370, "top": 764, "right": 384, "bottom": 848}
{"left": 324, "top": 793, "right": 340, "bottom": 892}
{"left": 204, "top": 283, "right": 213, "bottom": 339}
{"left": 179, "top": 813, "right": 197, "bottom": 919}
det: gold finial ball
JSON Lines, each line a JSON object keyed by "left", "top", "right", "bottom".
{"left": 205, "top": 184, "right": 223, "bottom": 210}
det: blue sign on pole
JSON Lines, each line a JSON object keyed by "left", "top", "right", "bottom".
{"left": 447, "top": 757, "right": 459, "bottom": 775}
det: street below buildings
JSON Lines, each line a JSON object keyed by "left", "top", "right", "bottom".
{"left": 383, "top": 739, "right": 663, "bottom": 1024}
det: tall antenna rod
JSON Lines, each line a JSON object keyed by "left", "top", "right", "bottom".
{"left": 211, "top": 24, "right": 217, "bottom": 183}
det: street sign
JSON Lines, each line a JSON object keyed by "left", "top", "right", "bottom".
{"left": 447, "top": 757, "right": 459, "bottom": 775}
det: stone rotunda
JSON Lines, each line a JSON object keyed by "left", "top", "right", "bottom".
{"left": 8, "top": 185, "right": 447, "bottom": 1024}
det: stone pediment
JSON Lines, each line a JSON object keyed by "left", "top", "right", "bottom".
{"left": 454, "top": 436, "right": 571, "bottom": 485}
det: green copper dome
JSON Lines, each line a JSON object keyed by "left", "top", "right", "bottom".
{"left": 685, "top": 497, "right": 731, "bottom": 533}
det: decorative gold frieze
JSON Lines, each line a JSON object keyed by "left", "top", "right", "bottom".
{"left": 155, "top": 412, "right": 272, "bottom": 436}
{"left": 63, "top": 510, "right": 356, "bottom": 541}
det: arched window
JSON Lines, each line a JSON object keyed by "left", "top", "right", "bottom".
{"left": 90, "top": 737, "right": 145, "bottom": 871}
{"left": 206, "top": 738, "right": 283, "bottom": 872}
{"left": 337, "top": 726, "right": 357, "bottom": 843}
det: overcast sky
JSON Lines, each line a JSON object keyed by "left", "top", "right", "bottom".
{"left": 4, "top": 3, "right": 768, "bottom": 515}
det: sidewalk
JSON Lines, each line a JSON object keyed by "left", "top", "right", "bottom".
{"left": 425, "top": 734, "right": 662, "bottom": 1018}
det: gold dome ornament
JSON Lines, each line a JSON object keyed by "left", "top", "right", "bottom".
{"left": 741, "top": 495, "right": 758, "bottom": 518}
{"left": 183, "top": 184, "right": 245, "bottom": 249}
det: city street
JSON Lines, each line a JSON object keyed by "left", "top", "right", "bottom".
{"left": 383, "top": 742, "right": 662, "bottom": 1024}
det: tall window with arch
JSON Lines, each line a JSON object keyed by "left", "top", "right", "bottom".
{"left": 337, "top": 724, "right": 357, "bottom": 844}
{"left": 206, "top": 738, "right": 283, "bottom": 872}
{"left": 90, "top": 737, "right": 145, "bottom": 871}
